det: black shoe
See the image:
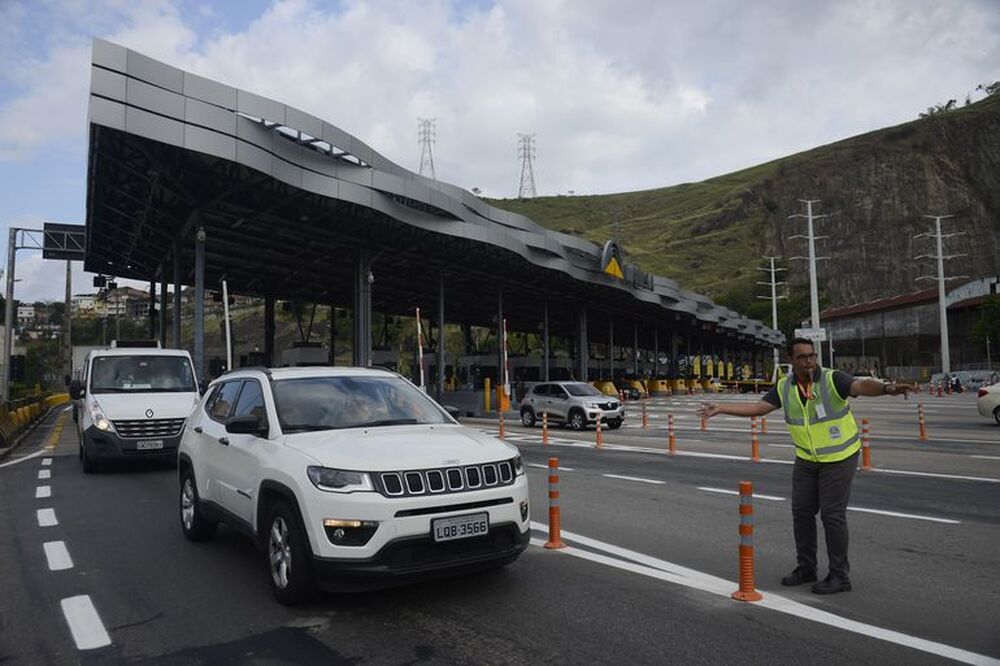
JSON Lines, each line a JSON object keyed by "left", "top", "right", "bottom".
{"left": 811, "top": 575, "right": 852, "bottom": 595}
{"left": 781, "top": 566, "right": 817, "bottom": 586}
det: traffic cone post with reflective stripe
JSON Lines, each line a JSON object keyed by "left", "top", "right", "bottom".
{"left": 668, "top": 414, "right": 676, "bottom": 455}
{"left": 541, "top": 411, "right": 549, "bottom": 445}
{"left": 498, "top": 410, "right": 505, "bottom": 440}
{"left": 761, "top": 416, "right": 768, "bottom": 434}
{"left": 595, "top": 414, "right": 603, "bottom": 448}
{"left": 918, "top": 403, "right": 928, "bottom": 441}
{"left": 750, "top": 417, "right": 760, "bottom": 462}
{"left": 731, "top": 480, "right": 763, "bottom": 602}
{"left": 642, "top": 399, "right": 649, "bottom": 429}
{"left": 544, "top": 458, "right": 566, "bottom": 549}
{"left": 861, "top": 418, "right": 872, "bottom": 471}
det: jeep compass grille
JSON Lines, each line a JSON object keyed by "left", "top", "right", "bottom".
{"left": 375, "top": 460, "right": 517, "bottom": 498}
{"left": 112, "top": 418, "right": 186, "bottom": 439}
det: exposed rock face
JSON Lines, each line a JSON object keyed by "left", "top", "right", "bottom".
{"left": 493, "top": 95, "right": 1000, "bottom": 307}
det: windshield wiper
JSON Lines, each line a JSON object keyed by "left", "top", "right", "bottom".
{"left": 282, "top": 424, "right": 339, "bottom": 433}
{"left": 355, "top": 418, "right": 419, "bottom": 428}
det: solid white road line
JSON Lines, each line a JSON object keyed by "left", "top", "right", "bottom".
{"left": 43, "top": 541, "right": 73, "bottom": 570}
{"left": 970, "top": 455, "right": 1000, "bottom": 461}
{"left": 697, "top": 487, "right": 785, "bottom": 501}
{"left": 38, "top": 469, "right": 51, "bottom": 480}
{"left": 60, "top": 595, "right": 111, "bottom": 650}
{"left": 42, "top": 457, "right": 52, "bottom": 466}
{"left": 0, "top": 449, "right": 45, "bottom": 468}
{"left": 37, "top": 508, "right": 58, "bottom": 527}
{"left": 528, "top": 526, "right": 999, "bottom": 666}
{"left": 528, "top": 463, "right": 575, "bottom": 471}
{"left": 603, "top": 474, "right": 665, "bottom": 485}
{"left": 35, "top": 485, "right": 51, "bottom": 499}
{"left": 870, "top": 468, "right": 1000, "bottom": 484}
{"left": 847, "top": 506, "right": 960, "bottom": 524}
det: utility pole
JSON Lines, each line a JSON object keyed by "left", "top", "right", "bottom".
{"left": 789, "top": 199, "right": 829, "bottom": 359}
{"left": 756, "top": 256, "right": 787, "bottom": 379}
{"left": 517, "top": 133, "right": 536, "bottom": 199}
{"left": 914, "top": 214, "right": 967, "bottom": 375}
{"left": 417, "top": 118, "right": 436, "bottom": 180}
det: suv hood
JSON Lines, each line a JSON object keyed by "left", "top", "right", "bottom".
{"left": 282, "top": 424, "right": 518, "bottom": 471}
{"left": 90, "top": 393, "right": 199, "bottom": 420}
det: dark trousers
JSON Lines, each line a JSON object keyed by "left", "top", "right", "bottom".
{"left": 791, "top": 451, "right": 859, "bottom": 578}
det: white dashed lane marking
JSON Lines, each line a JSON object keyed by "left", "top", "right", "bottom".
{"left": 38, "top": 469, "right": 51, "bottom": 480}
{"left": 37, "top": 508, "right": 58, "bottom": 527}
{"left": 43, "top": 541, "right": 74, "bottom": 571}
{"left": 847, "top": 506, "right": 961, "bottom": 525}
{"left": 603, "top": 474, "right": 665, "bottom": 485}
{"left": 42, "top": 458, "right": 52, "bottom": 466}
{"left": 60, "top": 596, "right": 111, "bottom": 650}
{"left": 35, "top": 485, "right": 51, "bottom": 499}
{"left": 697, "top": 487, "right": 785, "bottom": 501}
{"left": 527, "top": 463, "right": 575, "bottom": 471}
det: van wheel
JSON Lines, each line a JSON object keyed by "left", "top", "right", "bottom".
{"left": 568, "top": 409, "right": 586, "bottom": 431}
{"left": 180, "top": 469, "right": 217, "bottom": 541}
{"left": 265, "top": 501, "right": 315, "bottom": 605}
{"left": 520, "top": 407, "right": 536, "bottom": 427}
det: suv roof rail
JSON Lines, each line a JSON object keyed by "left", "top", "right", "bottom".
{"left": 110, "top": 339, "right": 161, "bottom": 348}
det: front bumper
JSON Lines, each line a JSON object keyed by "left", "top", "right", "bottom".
{"left": 311, "top": 522, "right": 530, "bottom": 591}
{"left": 585, "top": 408, "right": 625, "bottom": 423}
{"left": 81, "top": 426, "right": 181, "bottom": 461}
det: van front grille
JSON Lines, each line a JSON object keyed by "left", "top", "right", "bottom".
{"left": 112, "top": 418, "right": 186, "bottom": 439}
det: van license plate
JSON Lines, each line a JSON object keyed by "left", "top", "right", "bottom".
{"left": 136, "top": 440, "right": 164, "bottom": 450}
{"left": 432, "top": 513, "right": 489, "bottom": 542}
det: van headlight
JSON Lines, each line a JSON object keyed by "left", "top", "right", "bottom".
{"left": 306, "top": 467, "right": 373, "bottom": 493}
{"left": 88, "top": 402, "right": 115, "bottom": 433}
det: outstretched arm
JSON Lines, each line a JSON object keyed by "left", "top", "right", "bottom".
{"left": 850, "top": 378, "right": 913, "bottom": 398}
{"left": 697, "top": 400, "right": 778, "bottom": 419}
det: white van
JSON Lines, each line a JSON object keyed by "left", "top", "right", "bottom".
{"left": 70, "top": 341, "right": 200, "bottom": 473}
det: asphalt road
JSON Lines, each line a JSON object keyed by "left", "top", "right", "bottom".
{"left": 0, "top": 394, "right": 997, "bottom": 665}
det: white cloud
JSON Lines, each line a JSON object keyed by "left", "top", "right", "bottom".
{"left": 2, "top": 0, "right": 1000, "bottom": 300}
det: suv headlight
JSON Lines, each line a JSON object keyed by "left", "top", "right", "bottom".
{"left": 88, "top": 402, "right": 115, "bottom": 433}
{"left": 587, "top": 402, "right": 602, "bottom": 409}
{"left": 512, "top": 455, "right": 524, "bottom": 476}
{"left": 306, "top": 467, "right": 373, "bottom": 493}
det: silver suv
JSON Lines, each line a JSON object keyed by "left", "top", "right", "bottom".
{"left": 520, "top": 381, "right": 624, "bottom": 431}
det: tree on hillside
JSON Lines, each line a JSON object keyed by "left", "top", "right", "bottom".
{"left": 971, "top": 296, "right": 1000, "bottom": 355}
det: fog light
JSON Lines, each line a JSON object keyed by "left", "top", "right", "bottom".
{"left": 332, "top": 528, "right": 345, "bottom": 540}
{"left": 322, "top": 519, "right": 378, "bottom": 546}
{"left": 520, "top": 500, "right": 529, "bottom": 521}
{"left": 323, "top": 519, "right": 363, "bottom": 528}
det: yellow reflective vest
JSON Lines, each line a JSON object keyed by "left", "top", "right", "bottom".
{"left": 777, "top": 368, "right": 860, "bottom": 463}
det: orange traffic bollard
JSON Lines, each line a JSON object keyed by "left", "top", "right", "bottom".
{"left": 750, "top": 418, "right": 760, "bottom": 463}
{"left": 542, "top": 411, "right": 549, "bottom": 445}
{"left": 700, "top": 414, "right": 707, "bottom": 431}
{"left": 642, "top": 399, "right": 649, "bottom": 429}
{"left": 498, "top": 410, "right": 505, "bottom": 440}
{"left": 936, "top": 382, "right": 943, "bottom": 398}
{"left": 668, "top": 414, "right": 676, "bottom": 455}
{"left": 595, "top": 414, "right": 603, "bottom": 448}
{"left": 918, "top": 403, "right": 928, "bottom": 441}
{"left": 861, "top": 418, "right": 872, "bottom": 471}
{"left": 544, "top": 458, "right": 566, "bottom": 549}
{"left": 761, "top": 416, "right": 768, "bottom": 434}
{"left": 731, "top": 480, "right": 763, "bottom": 602}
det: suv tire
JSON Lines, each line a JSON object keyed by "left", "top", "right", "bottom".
{"left": 180, "top": 468, "right": 217, "bottom": 541}
{"left": 607, "top": 417, "right": 623, "bottom": 430}
{"left": 520, "top": 407, "right": 536, "bottom": 427}
{"left": 265, "top": 501, "right": 315, "bottom": 605}
{"left": 994, "top": 406, "right": 1000, "bottom": 426}
{"left": 568, "top": 409, "right": 586, "bottom": 431}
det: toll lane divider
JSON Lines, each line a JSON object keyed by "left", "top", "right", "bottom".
{"left": 527, "top": 525, "right": 999, "bottom": 666}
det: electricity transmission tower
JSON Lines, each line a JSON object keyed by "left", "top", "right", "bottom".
{"left": 517, "top": 133, "right": 536, "bottom": 199}
{"left": 417, "top": 118, "right": 436, "bottom": 180}
{"left": 914, "top": 214, "right": 967, "bottom": 374}
{"left": 757, "top": 256, "right": 787, "bottom": 378}
{"left": 789, "top": 199, "right": 830, "bottom": 360}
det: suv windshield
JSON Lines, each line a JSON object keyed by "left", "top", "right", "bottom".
{"left": 273, "top": 375, "right": 451, "bottom": 432}
{"left": 564, "top": 383, "right": 604, "bottom": 397}
{"left": 89, "top": 355, "right": 196, "bottom": 393}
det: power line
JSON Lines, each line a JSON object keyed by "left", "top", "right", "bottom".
{"left": 756, "top": 256, "right": 787, "bottom": 379}
{"left": 517, "top": 133, "right": 536, "bottom": 199}
{"left": 417, "top": 118, "right": 436, "bottom": 180}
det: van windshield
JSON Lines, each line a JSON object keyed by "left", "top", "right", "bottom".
{"left": 90, "top": 355, "right": 197, "bottom": 393}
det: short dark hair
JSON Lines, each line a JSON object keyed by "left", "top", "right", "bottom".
{"left": 787, "top": 337, "right": 815, "bottom": 355}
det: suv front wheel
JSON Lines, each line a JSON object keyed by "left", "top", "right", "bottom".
{"left": 568, "top": 409, "right": 586, "bottom": 431}
{"left": 265, "top": 501, "right": 315, "bottom": 605}
{"left": 520, "top": 406, "right": 536, "bottom": 427}
{"left": 180, "top": 468, "right": 217, "bottom": 541}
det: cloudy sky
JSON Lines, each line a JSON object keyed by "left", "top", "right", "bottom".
{"left": 1, "top": 0, "right": 998, "bottom": 302}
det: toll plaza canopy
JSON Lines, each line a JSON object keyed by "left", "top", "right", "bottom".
{"left": 85, "top": 38, "right": 783, "bottom": 378}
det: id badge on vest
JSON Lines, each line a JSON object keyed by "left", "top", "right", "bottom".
{"left": 814, "top": 403, "right": 827, "bottom": 420}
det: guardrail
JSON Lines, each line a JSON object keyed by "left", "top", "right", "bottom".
{"left": 0, "top": 393, "right": 71, "bottom": 450}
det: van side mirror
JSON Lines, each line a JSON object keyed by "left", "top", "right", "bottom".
{"left": 69, "top": 380, "right": 84, "bottom": 400}
{"left": 225, "top": 415, "right": 267, "bottom": 437}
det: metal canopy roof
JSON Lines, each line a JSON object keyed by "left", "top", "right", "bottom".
{"left": 85, "top": 39, "right": 782, "bottom": 349}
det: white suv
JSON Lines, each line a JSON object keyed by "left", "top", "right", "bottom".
{"left": 177, "top": 366, "right": 530, "bottom": 604}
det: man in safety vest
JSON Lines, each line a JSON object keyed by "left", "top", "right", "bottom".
{"left": 696, "top": 337, "right": 912, "bottom": 594}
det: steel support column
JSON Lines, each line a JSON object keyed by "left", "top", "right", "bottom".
{"left": 172, "top": 244, "right": 181, "bottom": 348}
{"left": 577, "top": 306, "right": 588, "bottom": 381}
{"left": 158, "top": 271, "right": 167, "bottom": 348}
{"left": 653, "top": 328, "right": 659, "bottom": 377}
{"left": 496, "top": 286, "right": 504, "bottom": 392}
{"left": 329, "top": 305, "right": 336, "bottom": 365}
{"left": 437, "top": 273, "right": 445, "bottom": 401}
{"left": 633, "top": 320, "right": 639, "bottom": 377}
{"left": 149, "top": 280, "right": 156, "bottom": 339}
{"left": 193, "top": 226, "right": 205, "bottom": 381}
{"left": 353, "top": 250, "right": 373, "bottom": 367}
{"left": 264, "top": 297, "right": 275, "bottom": 365}
{"left": 542, "top": 300, "right": 550, "bottom": 382}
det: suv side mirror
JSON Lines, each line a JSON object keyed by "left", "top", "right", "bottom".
{"left": 69, "top": 380, "right": 84, "bottom": 400}
{"left": 225, "top": 415, "right": 268, "bottom": 437}
{"left": 442, "top": 405, "right": 461, "bottom": 421}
